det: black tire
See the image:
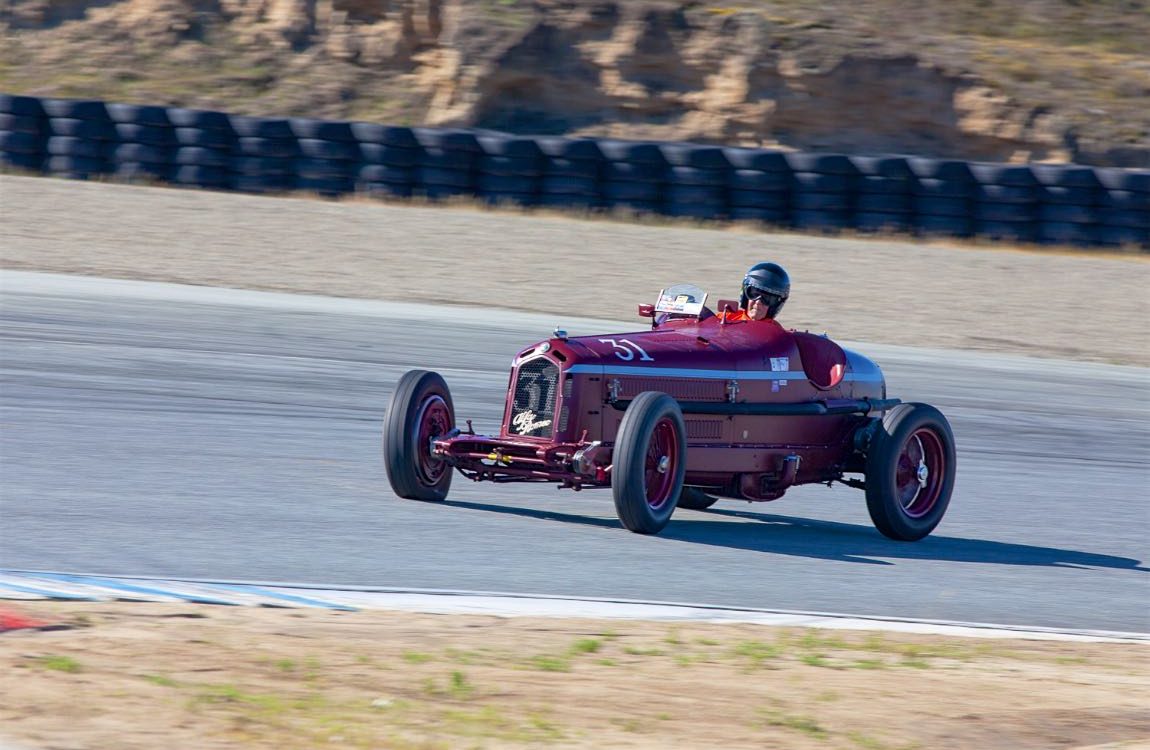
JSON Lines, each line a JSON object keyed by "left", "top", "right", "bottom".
{"left": 849, "top": 155, "right": 912, "bottom": 179}
{"left": 662, "top": 200, "right": 725, "bottom": 220}
{"left": 350, "top": 123, "right": 418, "bottom": 148}
{"left": 540, "top": 175, "right": 599, "bottom": 196}
{"left": 544, "top": 157, "right": 601, "bottom": 179}
{"left": 417, "top": 166, "right": 475, "bottom": 188}
{"left": 175, "top": 147, "right": 230, "bottom": 168}
{"left": 383, "top": 370, "right": 455, "bottom": 502}
{"left": 47, "top": 118, "right": 113, "bottom": 139}
{"left": 358, "top": 143, "right": 419, "bottom": 167}
{"left": 678, "top": 487, "right": 719, "bottom": 510}
{"left": 666, "top": 184, "right": 724, "bottom": 204}
{"left": 229, "top": 116, "right": 293, "bottom": 139}
{"left": 0, "top": 131, "right": 44, "bottom": 154}
{"left": 722, "top": 147, "right": 789, "bottom": 172}
{"left": 604, "top": 161, "right": 666, "bottom": 182}
{"left": 476, "top": 135, "right": 543, "bottom": 160}
{"left": 968, "top": 163, "right": 1035, "bottom": 186}
{"left": 477, "top": 174, "right": 537, "bottom": 193}
{"left": 419, "top": 148, "right": 476, "bottom": 170}
{"left": 111, "top": 143, "right": 173, "bottom": 164}
{"left": 174, "top": 127, "right": 234, "bottom": 148}
{"left": 792, "top": 172, "right": 853, "bottom": 192}
{"left": 535, "top": 137, "right": 603, "bottom": 160}
{"left": 477, "top": 155, "right": 543, "bottom": 176}
{"left": 729, "top": 189, "right": 788, "bottom": 209}
{"left": 864, "top": 403, "right": 956, "bottom": 541}
{"left": 603, "top": 179, "right": 662, "bottom": 201}
{"left": 612, "top": 392, "right": 687, "bottom": 534}
{"left": 857, "top": 176, "right": 913, "bottom": 195}
{"left": 236, "top": 137, "right": 298, "bottom": 158}
{"left": 0, "top": 94, "right": 45, "bottom": 117}
{"left": 172, "top": 165, "right": 230, "bottom": 187}
{"left": 658, "top": 143, "right": 729, "bottom": 169}
{"left": 668, "top": 166, "right": 727, "bottom": 186}
{"left": 413, "top": 128, "right": 481, "bottom": 153}
{"left": 784, "top": 152, "right": 856, "bottom": 175}
{"left": 166, "top": 108, "right": 232, "bottom": 130}
{"left": 290, "top": 118, "right": 354, "bottom": 142}
{"left": 297, "top": 138, "right": 357, "bottom": 161}
{"left": 114, "top": 123, "right": 176, "bottom": 146}
{"left": 106, "top": 103, "right": 170, "bottom": 126}
{"left": 41, "top": 98, "right": 108, "bottom": 120}
{"left": 0, "top": 113, "right": 46, "bottom": 134}
{"left": 729, "top": 169, "right": 789, "bottom": 191}
{"left": 596, "top": 139, "right": 666, "bottom": 165}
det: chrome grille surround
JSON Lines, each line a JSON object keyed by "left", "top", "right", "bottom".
{"left": 507, "top": 355, "right": 560, "bottom": 439}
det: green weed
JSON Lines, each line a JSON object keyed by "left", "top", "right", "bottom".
{"left": 37, "top": 655, "right": 82, "bottom": 673}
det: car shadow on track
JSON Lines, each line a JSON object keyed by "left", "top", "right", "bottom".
{"left": 441, "top": 500, "right": 1147, "bottom": 572}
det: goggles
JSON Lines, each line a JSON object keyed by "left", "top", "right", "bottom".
{"left": 744, "top": 285, "right": 779, "bottom": 302}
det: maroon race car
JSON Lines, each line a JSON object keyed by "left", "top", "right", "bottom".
{"left": 383, "top": 283, "right": 956, "bottom": 541}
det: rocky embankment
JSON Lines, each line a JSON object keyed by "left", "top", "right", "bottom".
{"left": 1, "top": 0, "right": 1148, "bottom": 165}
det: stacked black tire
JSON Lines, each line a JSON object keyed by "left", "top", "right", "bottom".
{"left": 476, "top": 135, "right": 544, "bottom": 207}
{"left": 413, "top": 128, "right": 480, "bottom": 200}
{"left": 43, "top": 99, "right": 114, "bottom": 179}
{"left": 970, "top": 163, "right": 1039, "bottom": 243}
{"left": 851, "top": 156, "right": 916, "bottom": 233}
{"left": 598, "top": 140, "right": 668, "bottom": 214}
{"left": 355, "top": 124, "right": 420, "bottom": 198}
{"left": 168, "top": 109, "right": 235, "bottom": 190}
{"left": 908, "top": 158, "right": 975, "bottom": 237}
{"left": 4, "top": 92, "right": 1149, "bottom": 251}
{"left": 291, "top": 119, "right": 358, "bottom": 197}
{"left": 659, "top": 144, "right": 730, "bottom": 220}
{"left": 536, "top": 137, "right": 603, "bottom": 210}
{"left": 1095, "top": 169, "right": 1150, "bottom": 248}
{"left": 229, "top": 116, "right": 298, "bottom": 194}
{"left": 107, "top": 104, "right": 175, "bottom": 183}
{"left": 787, "top": 153, "right": 857, "bottom": 232}
{"left": 723, "top": 148, "right": 790, "bottom": 225}
{"left": 0, "top": 95, "right": 48, "bottom": 173}
{"left": 1033, "top": 166, "right": 1100, "bottom": 246}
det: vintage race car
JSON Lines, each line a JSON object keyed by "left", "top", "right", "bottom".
{"left": 383, "top": 283, "right": 957, "bottom": 541}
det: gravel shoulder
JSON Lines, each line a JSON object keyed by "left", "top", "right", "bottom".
{"left": 2, "top": 175, "right": 1147, "bottom": 366}
{"left": 1, "top": 602, "right": 1148, "bottom": 750}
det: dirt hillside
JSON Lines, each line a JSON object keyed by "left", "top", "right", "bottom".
{"left": 2, "top": 0, "right": 1148, "bottom": 166}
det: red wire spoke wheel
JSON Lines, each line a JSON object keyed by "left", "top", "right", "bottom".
{"left": 865, "top": 403, "right": 957, "bottom": 541}
{"left": 613, "top": 392, "right": 687, "bottom": 534}
{"left": 383, "top": 370, "right": 456, "bottom": 502}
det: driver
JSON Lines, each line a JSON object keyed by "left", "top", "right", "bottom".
{"left": 725, "top": 262, "right": 790, "bottom": 322}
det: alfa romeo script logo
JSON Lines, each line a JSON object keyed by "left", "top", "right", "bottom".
{"left": 512, "top": 410, "right": 551, "bottom": 434}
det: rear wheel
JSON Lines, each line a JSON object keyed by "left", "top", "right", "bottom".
{"left": 383, "top": 370, "right": 455, "bottom": 502}
{"left": 864, "top": 403, "right": 956, "bottom": 541}
{"left": 612, "top": 392, "right": 687, "bottom": 534}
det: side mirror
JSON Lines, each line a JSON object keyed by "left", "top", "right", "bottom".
{"left": 637, "top": 303, "right": 655, "bottom": 318}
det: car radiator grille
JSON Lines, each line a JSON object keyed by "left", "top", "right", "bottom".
{"left": 508, "top": 357, "right": 559, "bottom": 438}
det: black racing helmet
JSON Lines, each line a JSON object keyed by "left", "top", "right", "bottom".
{"left": 740, "top": 262, "right": 790, "bottom": 318}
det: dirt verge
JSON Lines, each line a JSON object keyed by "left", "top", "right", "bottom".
{"left": 1, "top": 601, "right": 1148, "bottom": 750}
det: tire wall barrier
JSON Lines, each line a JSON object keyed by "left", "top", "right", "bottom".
{"left": 2, "top": 93, "right": 1147, "bottom": 250}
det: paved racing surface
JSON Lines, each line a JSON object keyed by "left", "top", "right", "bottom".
{"left": 1, "top": 272, "right": 1147, "bottom": 632}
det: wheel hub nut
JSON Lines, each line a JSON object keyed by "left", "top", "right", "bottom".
{"left": 657, "top": 456, "right": 670, "bottom": 474}
{"left": 916, "top": 461, "right": 929, "bottom": 487}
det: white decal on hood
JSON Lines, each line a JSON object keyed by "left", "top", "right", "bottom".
{"left": 512, "top": 410, "right": 552, "bottom": 434}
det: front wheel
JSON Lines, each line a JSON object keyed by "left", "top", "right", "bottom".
{"left": 864, "top": 403, "right": 956, "bottom": 541}
{"left": 383, "top": 370, "right": 455, "bottom": 502}
{"left": 612, "top": 392, "right": 687, "bottom": 534}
